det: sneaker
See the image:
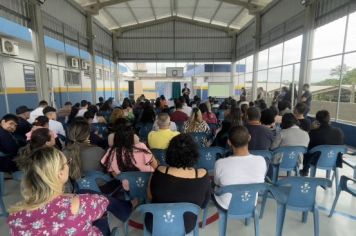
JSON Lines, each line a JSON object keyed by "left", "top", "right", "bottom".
{"left": 299, "top": 170, "right": 309, "bottom": 177}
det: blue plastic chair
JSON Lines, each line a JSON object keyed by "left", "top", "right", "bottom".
{"left": 196, "top": 146, "right": 225, "bottom": 173}
{"left": 137, "top": 203, "right": 200, "bottom": 236}
{"left": 189, "top": 132, "right": 209, "bottom": 148}
{"left": 272, "top": 177, "right": 332, "bottom": 236}
{"left": 92, "top": 123, "right": 108, "bottom": 138}
{"left": 139, "top": 123, "right": 153, "bottom": 143}
{"left": 271, "top": 146, "right": 307, "bottom": 183}
{"left": 250, "top": 150, "right": 272, "bottom": 160}
{"left": 215, "top": 183, "right": 268, "bottom": 236}
{"left": 195, "top": 146, "right": 225, "bottom": 228}
{"left": 76, "top": 171, "right": 112, "bottom": 193}
{"left": 116, "top": 171, "right": 152, "bottom": 235}
{"left": 151, "top": 149, "right": 166, "bottom": 165}
{"left": 309, "top": 145, "right": 347, "bottom": 191}
{"left": 329, "top": 175, "right": 356, "bottom": 217}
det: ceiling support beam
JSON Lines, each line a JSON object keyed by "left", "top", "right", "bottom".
{"left": 125, "top": 2, "right": 139, "bottom": 24}
{"left": 227, "top": 7, "right": 244, "bottom": 28}
{"left": 192, "top": 0, "right": 200, "bottom": 19}
{"left": 84, "top": 0, "right": 132, "bottom": 15}
{"left": 221, "top": 0, "right": 263, "bottom": 14}
{"left": 148, "top": 0, "right": 157, "bottom": 20}
{"left": 113, "top": 15, "right": 238, "bottom": 35}
{"left": 210, "top": 1, "right": 223, "bottom": 23}
{"left": 103, "top": 9, "right": 121, "bottom": 28}
{"left": 170, "top": 0, "right": 177, "bottom": 16}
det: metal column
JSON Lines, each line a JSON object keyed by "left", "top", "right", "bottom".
{"left": 87, "top": 15, "right": 97, "bottom": 103}
{"left": 252, "top": 13, "right": 261, "bottom": 101}
{"left": 298, "top": 1, "right": 316, "bottom": 99}
{"left": 29, "top": 0, "right": 49, "bottom": 103}
{"left": 112, "top": 31, "right": 120, "bottom": 102}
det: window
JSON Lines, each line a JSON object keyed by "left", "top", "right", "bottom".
{"left": 23, "top": 65, "right": 36, "bottom": 91}
{"left": 258, "top": 49, "right": 268, "bottom": 70}
{"left": 313, "top": 17, "right": 347, "bottom": 59}
{"left": 64, "top": 70, "right": 81, "bottom": 85}
{"left": 345, "top": 11, "right": 356, "bottom": 53}
{"left": 309, "top": 56, "right": 342, "bottom": 119}
{"left": 268, "top": 43, "right": 283, "bottom": 68}
{"left": 104, "top": 70, "right": 110, "bottom": 80}
{"left": 283, "top": 35, "right": 302, "bottom": 65}
{"left": 96, "top": 68, "right": 102, "bottom": 80}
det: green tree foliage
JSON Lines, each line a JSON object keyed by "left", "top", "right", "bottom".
{"left": 313, "top": 65, "right": 356, "bottom": 85}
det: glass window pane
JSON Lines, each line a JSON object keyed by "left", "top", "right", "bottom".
{"left": 258, "top": 49, "right": 268, "bottom": 70}
{"left": 338, "top": 52, "right": 356, "bottom": 124}
{"left": 246, "top": 55, "right": 254, "bottom": 73}
{"left": 346, "top": 11, "right": 356, "bottom": 53}
{"left": 309, "top": 56, "right": 342, "bottom": 119}
{"left": 268, "top": 43, "right": 283, "bottom": 68}
{"left": 283, "top": 35, "right": 302, "bottom": 65}
{"left": 313, "top": 17, "right": 347, "bottom": 59}
{"left": 257, "top": 70, "right": 268, "bottom": 98}
{"left": 267, "top": 67, "right": 281, "bottom": 104}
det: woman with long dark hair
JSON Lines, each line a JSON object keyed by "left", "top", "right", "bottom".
{"left": 101, "top": 122, "right": 158, "bottom": 190}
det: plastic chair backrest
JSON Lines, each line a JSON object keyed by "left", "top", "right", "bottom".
{"left": 189, "top": 132, "right": 208, "bottom": 147}
{"left": 116, "top": 172, "right": 151, "bottom": 201}
{"left": 76, "top": 171, "right": 112, "bottom": 193}
{"left": 250, "top": 150, "right": 272, "bottom": 160}
{"left": 215, "top": 183, "right": 267, "bottom": 218}
{"left": 277, "top": 177, "right": 331, "bottom": 210}
{"left": 139, "top": 123, "right": 153, "bottom": 141}
{"left": 137, "top": 203, "right": 200, "bottom": 236}
{"left": 197, "top": 147, "right": 225, "bottom": 171}
{"left": 92, "top": 123, "right": 108, "bottom": 137}
{"left": 272, "top": 146, "right": 307, "bottom": 169}
{"left": 309, "top": 145, "right": 347, "bottom": 169}
{"left": 151, "top": 149, "right": 166, "bottom": 165}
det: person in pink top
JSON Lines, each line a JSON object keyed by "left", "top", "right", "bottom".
{"left": 7, "top": 147, "right": 110, "bottom": 236}
{"left": 101, "top": 122, "right": 158, "bottom": 190}
{"left": 199, "top": 102, "right": 218, "bottom": 124}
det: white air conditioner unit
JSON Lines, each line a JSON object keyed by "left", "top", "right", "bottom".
{"left": 1, "top": 38, "right": 19, "bottom": 56}
{"left": 81, "top": 60, "right": 89, "bottom": 70}
{"left": 70, "top": 58, "right": 79, "bottom": 68}
{"left": 166, "top": 67, "right": 184, "bottom": 77}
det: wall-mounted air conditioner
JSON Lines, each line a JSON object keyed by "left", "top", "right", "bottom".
{"left": 70, "top": 57, "right": 79, "bottom": 68}
{"left": 81, "top": 60, "right": 89, "bottom": 70}
{"left": 1, "top": 38, "right": 19, "bottom": 56}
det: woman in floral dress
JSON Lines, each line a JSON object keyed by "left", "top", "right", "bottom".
{"left": 7, "top": 147, "right": 110, "bottom": 236}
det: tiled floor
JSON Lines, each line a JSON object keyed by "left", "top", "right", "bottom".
{"left": 1, "top": 162, "right": 355, "bottom": 236}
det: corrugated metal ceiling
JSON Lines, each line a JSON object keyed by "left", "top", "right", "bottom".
{"left": 73, "top": 0, "right": 272, "bottom": 32}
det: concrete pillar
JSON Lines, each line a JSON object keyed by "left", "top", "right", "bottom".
{"left": 29, "top": 0, "right": 50, "bottom": 103}
{"left": 252, "top": 13, "right": 261, "bottom": 101}
{"left": 298, "top": 1, "right": 316, "bottom": 99}
{"left": 87, "top": 15, "right": 97, "bottom": 103}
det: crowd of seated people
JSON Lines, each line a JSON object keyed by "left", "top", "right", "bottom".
{"left": 0, "top": 88, "right": 347, "bottom": 235}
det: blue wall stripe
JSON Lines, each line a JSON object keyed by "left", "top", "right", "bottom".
{"left": 0, "top": 16, "right": 127, "bottom": 70}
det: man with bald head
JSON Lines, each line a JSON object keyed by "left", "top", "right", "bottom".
{"left": 148, "top": 113, "right": 180, "bottom": 149}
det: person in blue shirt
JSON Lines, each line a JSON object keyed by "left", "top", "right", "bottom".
{"left": 0, "top": 114, "right": 20, "bottom": 172}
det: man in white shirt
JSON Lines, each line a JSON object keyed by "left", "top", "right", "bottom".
{"left": 76, "top": 100, "right": 89, "bottom": 117}
{"left": 214, "top": 125, "right": 267, "bottom": 210}
{"left": 43, "top": 106, "right": 66, "bottom": 137}
{"left": 179, "top": 96, "right": 192, "bottom": 117}
{"left": 28, "top": 100, "right": 48, "bottom": 124}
